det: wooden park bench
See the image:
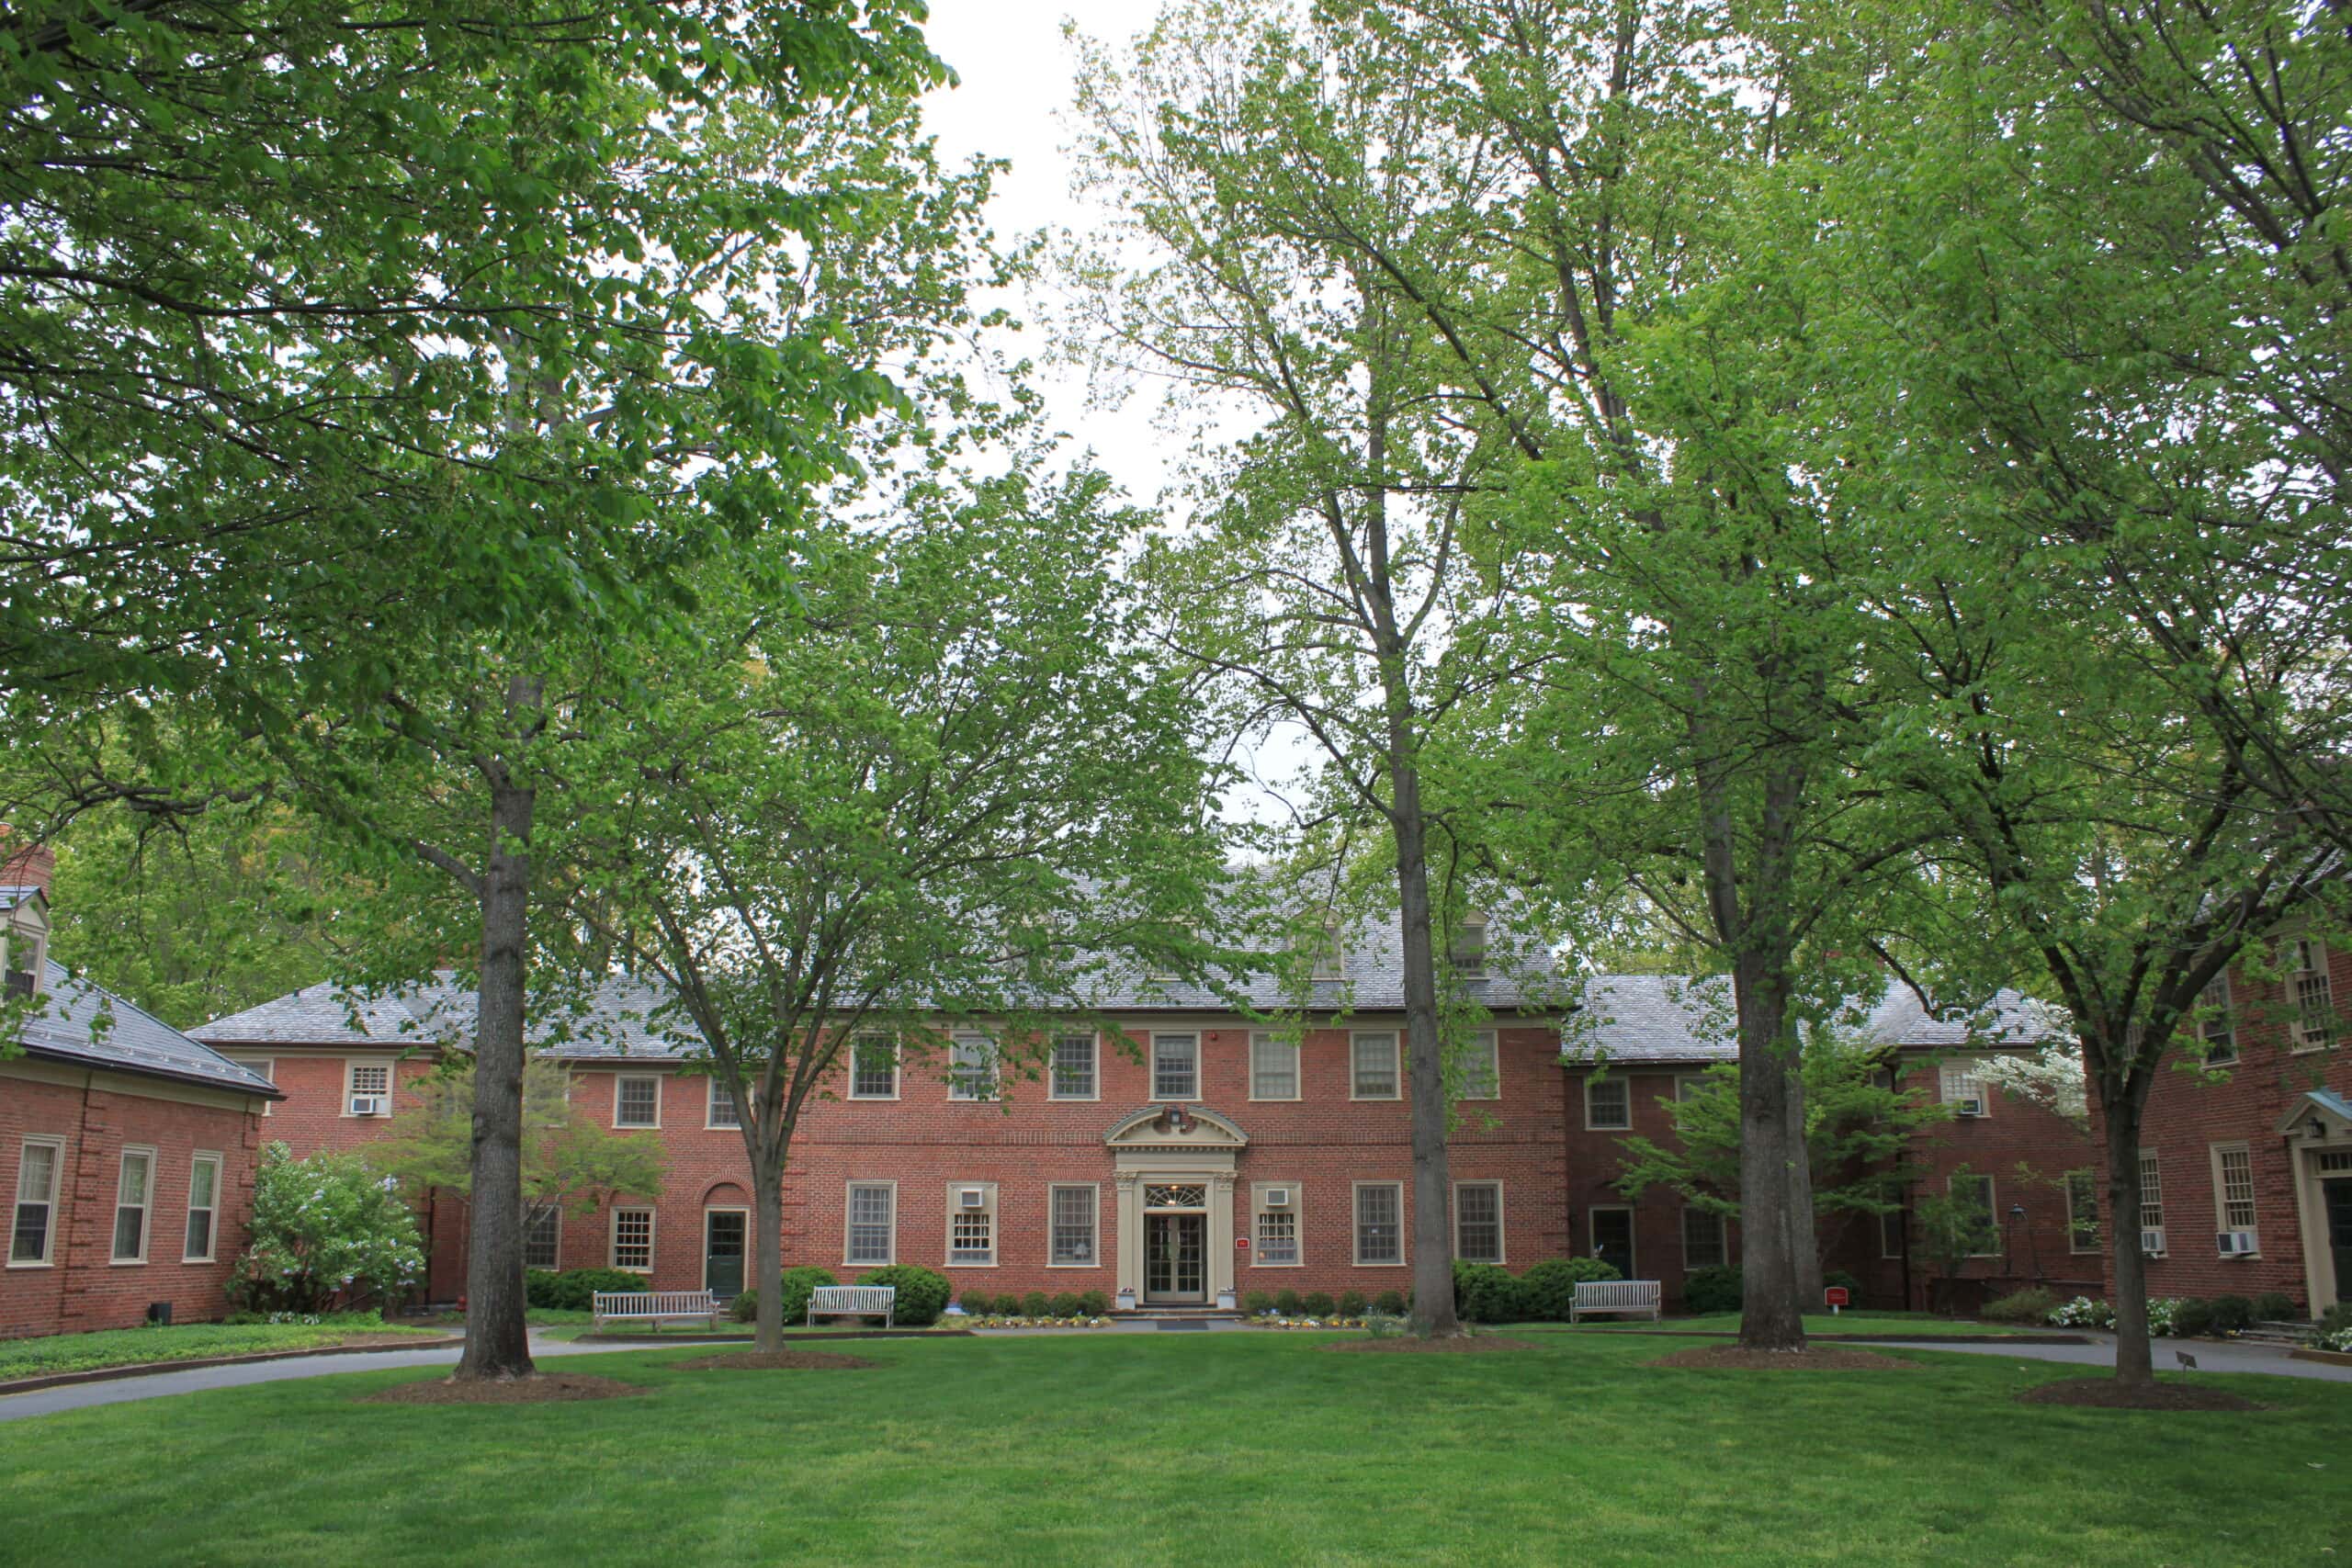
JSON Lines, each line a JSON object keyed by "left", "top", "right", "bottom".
{"left": 807, "top": 1283, "right": 897, "bottom": 1328}
{"left": 591, "top": 1289, "right": 720, "bottom": 1333}
{"left": 1570, "top": 1280, "right": 1663, "bottom": 1324}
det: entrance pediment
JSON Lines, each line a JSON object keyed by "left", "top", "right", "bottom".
{"left": 1103, "top": 1104, "right": 1250, "bottom": 1150}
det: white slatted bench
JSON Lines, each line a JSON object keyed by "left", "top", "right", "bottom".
{"left": 592, "top": 1290, "right": 719, "bottom": 1333}
{"left": 1571, "top": 1280, "right": 1663, "bottom": 1323}
{"left": 808, "top": 1284, "right": 896, "bottom": 1328}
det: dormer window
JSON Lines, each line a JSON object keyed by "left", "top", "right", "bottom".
{"left": 1450, "top": 910, "right": 1488, "bottom": 979}
{"left": 1305, "top": 914, "right": 1345, "bottom": 983}
{"left": 4, "top": 896, "right": 48, "bottom": 997}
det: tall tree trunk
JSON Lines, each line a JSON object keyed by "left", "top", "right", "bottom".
{"left": 455, "top": 760, "right": 537, "bottom": 1382}
{"left": 752, "top": 1142, "right": 786, "bottom": 1354}
{"left": 1785, "top": 1073, "right": 1823, "bottom": 1305}
{"left": 2096, "top": 1048, "right": 2155, "bottom": 1390}
{"left": 1730, "top": 953, "right": 1809, "bottom": 1352}
{"left": 1392, "top": 755, "right": 1459, "bottom": 1337}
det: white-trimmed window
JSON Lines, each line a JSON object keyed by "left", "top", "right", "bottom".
{"left": 2212, "top": 1143, "right": 2257, "bottom": 1234}
{"left": 1450, "top": 910, "right": 1488, "bottom": 977}
{"left": 1253, "top": 1182, "right": 1301, "bottom": 1266}
{"left": 948, "top": 1033, "right": 998, "bottom": 1100}
{"left": 2138, "top": 1148, "right": 2165, "bottom": 1230}
{"left": 2197, "top": 974, "right": 2237, "bottom": 1065}
{"left": 1879, "top": 1208, "right": 1905, "bottom": 1259}
{"left": 1353, "top": 1181, "right": 1404, "bottom": 1265}
{"left": 1939, "top": 1063, "right": 1987, "bottom": 1116}
{"left": 2064, "top": 1169, "right": 2100, "bottom": 1254}
{"left": 1351, "top": 1032, "right": 1400, "bottom": 1100}
{"left": 253, "top": 1056, "right": 275, "bottom": 1115}
{"left": 1152, "top": 1032, "right": 1200, "bottom": 1100}
{"left": 1681, "top": 1206, "right": 1727, "bottom": 1270}
{"left": 2288, "top": 938, "right": 2335, "bottom": 1050}
{"left": 524, "top": 1206, "right": 562, "bottom": 1270}
{"left": 1250, "top": 1032, "right": 1299, "bottom": 1100}
{"left": 1049, "top": 1184, "right": 1098, "bottom": 1266}
{"left": 850, "top": 1032, "right": 899, "bottom": 1100}
{"left": 1454, "top": 1180, "right": 1504, "bottom": 1264}
{"left": 111, "top": 1147, "right": 153, "bottom": 1263}
{"left": 706, "top": 1077, "right": 743, "bottom": 1130}
{"left": 345, "top": 1061, "right": 391, "bottom": 1118}
{"left": 845, "top": 1181, "right": 896, "bottom": 1266}
{"left": 1675, "top": 1072, "right": 1713, "bottom": 1102}
{"left": 183, "top": 1152, "right": 221, "bottom": 1263}
{"left": 1951, "top": 1173, "right": 1998, "bottom": 1257}
{"left": 946, "top": 1182, "right": 997, "bottom": 1267}
{"left": 614, "top": 1074, "right": 662, "bottom": 1129}
{"left": 1306, "top": 914, "right": 1346, "bottom": 982}
{"left": 1049, "top": 1034, "right": 1098, "bottom": 1100}
{"left": 1585, "top": 1076, "right": 1631, "bottom": 1130}
{"left": 10, "top": 1136, "right": 62, "bottom": 1267}
{"left": 1459, "top": 1031, "right": 1500, "bottom": 1100}
{"left": 610, "top": 1205, "right": 654, "bottom": 1271}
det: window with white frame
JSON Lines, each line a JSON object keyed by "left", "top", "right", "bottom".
{"left": 610, "top": 1205, "right": 654, "bottom": 1270}
{"left": 253, "top": 1056, "right": 275, "bottom": 1114}
{"left": 1939, "top": 1063, "right": 1987, "bottom": 1116}
{"left": 183, "top": 1152, "right": 221, "bottom": 1262}
{"left": 1306, "top": 914, "right": 1345, "bottom": 982}
{"left": 2138, "top": 1148, "right": 2165, "bottom": 1231}
{"left": 707, "top": 1077, "right": 743, "bottom": 1129}
{"left": 1152, "top": 1032, "right": 1200, "bottom": 1100}
{"left": 1454, "top": 1181, "right": 1504, "bottom": 1264}
{"left": 1351, "top": 1032, "right": 1400, "bottom": 1099}
{"left": 112, "top": 1147, "right": 153, "bottom": 1262}
{"left": 1879, "top": 1207, "right": 1905, "bottom": 1259}
{"left": 2213, "top": 1144, "right": 2257, "bottom": 1233}
{"left": 1049, "top": 1185, "right": 1097, "bottom": 1266}
{"left": 2063, "top": 1169, "right": 2100, "bottom": 1254}
{"left": 1354, "top": 1182, "right": 1404, "bottom": 1265}
{"left": 1585, "top": 1076, "right": 1631, "bottom": 1130}
{"left": 2197, "top": 974, "right": 2237, "bottom": 1065}
{"left": 1676, "top": 1072, "right": 1716, "bottom": 1102}
{"left": 10, "top": 1136, "right": 62, "bottom": 1266}
{"left": 1253, "top": 1183, "right": 1301, "bottom": 1265}
{"left": 1250, "top": 1032, "right": 1299, "bottom": 1100}
{"left": 1049, "top": 1034, "right": 1097, "bottom": 1100}
{"left": 1951, "top": 1172, "right": 1998, "bottom": 1257}
{"left": 1459, "top": 1031, "right": 1499, "bottom": 1100}
{"left": 845, "top": 1182, "right": 895, "bottom": 1266}
{"left": 946, "top": 1182, "right": 996, "bottom": 1267}
{"left": 1682, "top": 1206, "right": 1727, "bottom": 1270}
{"left": 948, "top": 1033, "right": 998, "bottom": 1100}
{"left": 1449, "top": 910, "right": 1488, "bottom": 977}
{"left": 850, "top": 1032, "right": 899, "bottom": 1099}
{"left": 2288, "top": 938, "right": 2335, "bottom": 1049}
{"left": 346, "top": 1060, "right": 391, "bottom": 1117}
{"left": 524, "top": 1206, "right": 561, "bottom": 1270}
{"left": 614, "top": 1074, "right": 661, "bottom": 1128}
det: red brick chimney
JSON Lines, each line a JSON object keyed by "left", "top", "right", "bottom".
{"left": 0, "top": 830, "right": 54, "bottom": 898}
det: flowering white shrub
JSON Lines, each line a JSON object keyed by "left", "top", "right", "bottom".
{"left": 2310, "top": 1325, "right": 2352, "bottom": 1354}
{"left": 2046, "top": 1295, "right": 2115, "bottom": 1329}
{"left": 230, "top": 1142, "right": 424, "bottom": 1314}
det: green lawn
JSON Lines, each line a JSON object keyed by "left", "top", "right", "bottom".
{"left": 1548, "top": 1312, "right": 2047, "bottom": 1337}
{"left": 0, "top": 1314, "right": 443, "bottom": 1381}
{"left": 1, "top": 1331, "right": 2337, "bottom": 1565}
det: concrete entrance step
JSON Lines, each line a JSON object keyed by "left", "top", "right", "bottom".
{"left": 2241, "top": 1320, "right": 2319, "bottom": 1345}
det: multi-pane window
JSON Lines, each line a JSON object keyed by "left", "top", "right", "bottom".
{"left": 2064, "top": 1169, "right": 2100, "bottom": 1254}
{"left": 1354, "top": 1182, "right": 1403, "bottom": 1265}
{"left": 1351, "top": 1032, "right": 1400, "bottom": 1099}
{"left": 1454, "top": 1181, "right": 1504, "bottom": 1264}
{"left": 112, "top": 1148, "right": 153, "bottom": 1262}
{"left": 2138, "top": 1148, "right": 2165, "bottom": 1231}
{"left": 524, "top": 1207, "right": 561, "bottom": 1270}
{"left": 1681, "top": 1206, "right": 1727, "bottom": 1270}
{"left": 948, "top": 1034, "right": 998, "bottom": 1100}
{"left": 1459, "top": 1032, "right": 1500, "bottom": 1100}
{"left": 1152, "top": 1033, "right": 1200, "bottom": 1100}
{"left": 10, "top": 1138, "right": 61, "bottom": 1265}
{"left": 1049, "top": 1185, "right": 1097, "bottom": 1266}
{"left": 1049, "top": 1035, "right": 1097, "bottom": 1100}
{"left": 1306, "top": 915, "right": 1346, "bottom": 982}
{"left": 1951, "top": 1173, "right": 1998, "bottom": 1257}
{"left": 707, "top": 1077, "right": 743, "bottom": 1129}
{"left": 947, "top": 1185, "right": 995, "bottom": 1267}
{"left": 1450, "top": 910, "right": 1488, "bottom": 977}
{"left": 1586, "top": 1077, "right": 1631, "bottom": 1130}
{"left": 347, "top": 1061, "right": 391, "bottom": 1115}
{"left": 1250, "top": 1033, "right": 1299, "bottom": 1100}
{"left": 615, "top": 1075, "right": 661, "bottom": 1128}
{"left": 846, "top": 1183, "right": 895, "bottom": 1266}
{"left": 2214, "top": 1145, "right": 2257, "bottom": 1231}
{"left": 2197, "top": 974, "right": 2236, "bottom": 1065}
{"left": 1939, "top": 1063, "right": 1987, "bottom": 1115}
{"left": 1254, "top": 1187, "right": 1300, "bottom": 1265}
{"left": 2289, "top": 938, "right": 2335, "bottom": 1049}
{"left": 183, "top": 1153, "right": 220, "bottom": 1262}
{"left": 850, "top": 1033, "right": 899, "bottom": 1099}
{"left": 610, "top": 1206, "right": 654, "bottom": 1270}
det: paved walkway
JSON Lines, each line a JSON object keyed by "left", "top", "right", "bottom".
{"left": 1877, "top": 1333, "right": 2352, "bottom": 1383}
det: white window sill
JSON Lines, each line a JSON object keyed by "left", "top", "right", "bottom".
{"left": 6, "top": 1259, "right": 54, "bottom": 1270}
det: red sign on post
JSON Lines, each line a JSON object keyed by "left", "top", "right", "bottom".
{"left": 1236, "top": 1237, "right": 1250, "bottom": 1249}
{"left": 1824, "top": 1286, "right": 1850, "bottom": 1313}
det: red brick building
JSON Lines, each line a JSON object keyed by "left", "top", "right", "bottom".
{"left": 2098, "top": 932, "right": 2352, "bottom": 1317}
{"left": 0, "top": 849, "right": 280, "bottom": 1337}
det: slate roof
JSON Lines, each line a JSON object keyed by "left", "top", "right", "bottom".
{"left": 1565, "top": 974, "right": 2066, "bottom": 1065}
{"left": 17, "top": 962, "right": 279, "bottom": 1097}
{"left": 0, "top": 886, "right": 42, "bottom": 912}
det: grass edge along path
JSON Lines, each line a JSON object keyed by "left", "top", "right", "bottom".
{"left": 0, "top": 1314, "right": 446, "bottom": 1382}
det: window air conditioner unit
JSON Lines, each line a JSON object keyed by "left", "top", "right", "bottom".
{"left": 348, "top": 1094, "right": 388, "bottom": 1117}
{"left": 2216, "top": 1229, "right": 2259, "bottom": 1257}
{"left": 2139, "top": 1227, "right": 2166, "bottom": 1258}
{"left": 957, "top": 1188, "right": 987, "bottom": 1209}
{"left": 1264, "top": 1187, "right": 1293, "bottom": 1208}
{"left": 1957, "top": 1096, "right": 1985, "bottom": 1118}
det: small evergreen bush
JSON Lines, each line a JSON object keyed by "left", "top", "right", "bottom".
{"left": 1981, "top": 1286, "right": 2057, "bottom": 1325}
{"left": 956, "top": 1291, "right": 993, "bottom": 1317}
{"left": 1023, "top": 1290, "right": 1051, "bottom": 1318}
{"left": 2170, "top": 1297, "right": 2218, "bottom": 1338}
{"left": 1374, "top": 1289, "right": 1407, "bottom": 1316}
{"left": 2252, "top": 1291, "right": 2296, "bottom": 1323}
{"left": 1519, "top": 1257, "right": 1620, "bottom": 1322}
{"left": 2208, "top": 1294, "right": 2255, "bottom": 1335}
{"left": 1452, "top": 1261, "right": 1529, "bottom": 1323}
{"left": 1048, "top": 1292, "right": 1082, "bottom": 1320}
{"left": 1337, "top": 1289, "right": 1367, "bottom": 1318}
{"left": 726, "top": 1266, "right": 837, "bottom": 1325}
{"left": 1078, "top": 1291, "right": 1110, "bottom": 1317}
{"left": 1302, "top": 1292, "right": 1336, "bottom": 1317}
{"left": 1243, "top": 1291, "right": 1273, "bottom": 1315}
{"left": 1275, "top": 1288, "right": 1303, "bottom": 1315}
{"left": 526, "top": 1267, "right": 646, "bottom": 1313}
{"left": 856, "top": 1264, "right": 952, "bottom": 1325}
{"left": 1679, "top": 1265, "right": 1742, "bottom": 1317}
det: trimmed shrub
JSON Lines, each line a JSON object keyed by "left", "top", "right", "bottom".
{"left": 2209, "top": 1294, "right": 2255, "bottom": 1335}
{"left": 1452, "top": 1261, "right": 1528, "bottom": 1324}
{"left": 2046, "top": 1295, "right": 2116, "bottom": 1329}
{"left": 1243, "top": 1291, "right": 1273, "bottom": 1315}
{"left": 725, "top": 1266, "right": 837, "bottom": 1325}
{"left": 957, "top": 1291, "right": 993, "bottom": 1317}
{"left": 2252, "top": 1291, "right": 2296, "bottom": 1324}
{"left": 1519, "top": 1257, "right": 1621, "bottom": 1322}
{"left": 1048, "top": 1292, "right": 1082, "bottom": 1320}
{"left": 1374, "top": 1289, "right": 1407, "bottom": 1316}
{"left": 1680, "top": 1265, "right": 1742, "bottom": 1317}
{"left": 1981, "top": 1287, "right": 2058, "bottom": 1325}
{"left": 1275, "top": 1288, "right": 1302, "bottom": 1316}
{"left": 525, "top": 1267, "right": 646, "bottom": 1314}
{"left": 856, "top": 1264, "right": 952, "bottom": 1326}
{"left": 1337, "top": 1290, "right": 1367, "bottom": 1318}
{"left": 1023, "top": 1291, "right": 1051, "bottom": 1319}
{"left": 2171, "top": 1298, "right": 2218, "bottom": 1338}
{"left": 2320, "top": 1302, "right": 2352, "bottom": 1337}
{"left": 1078, "top": 1291, "right": 1109, "bottom": 1317}
{"left": 1302, "top": 1292, "right": 1337, "bottom": 1317}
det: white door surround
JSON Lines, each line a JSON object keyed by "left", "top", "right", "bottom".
{"left": 1105, "top": 1105, "right": 1248, "bottom": 1308}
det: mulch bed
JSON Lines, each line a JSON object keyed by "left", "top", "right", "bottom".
{"left": 1650, "top": 1346, "right": 1918, "bottom": 1371}
{"left": 363, "top": 1372, "right": 649, "bottom": 1405}
{"left": 671, "top": 1350, "right": 878, "bottom": 1371}
{"left": 1326, "top": 1335, "right": 1536, "bottom": 1354}
{"left": 2016, "top": 1377, "right": 2263, "bottom": 1412}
